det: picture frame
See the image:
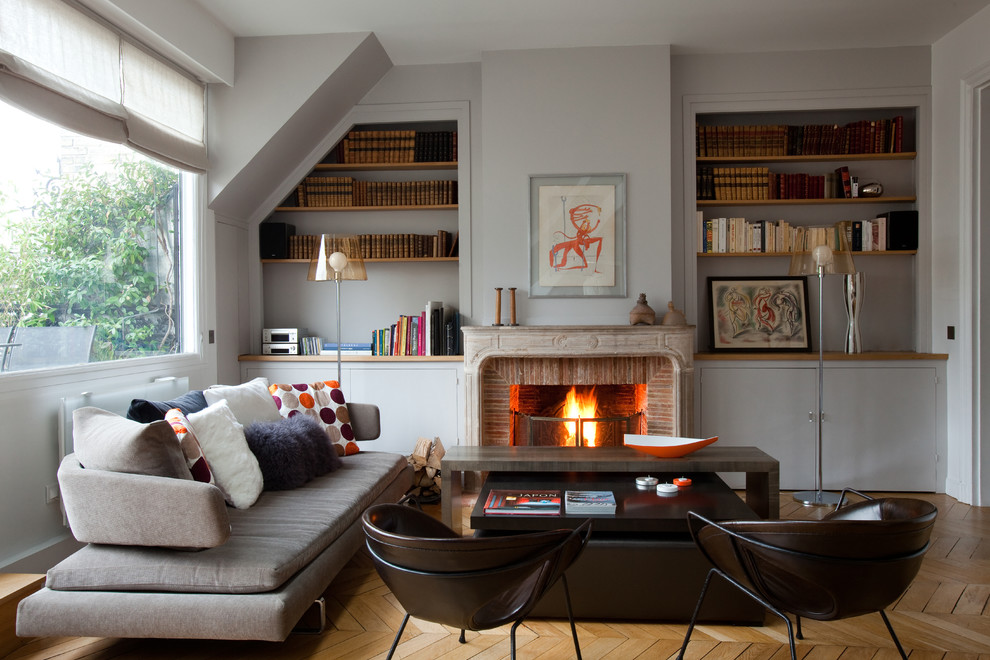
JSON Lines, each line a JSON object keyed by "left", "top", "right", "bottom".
{"left": 708, "top": 276, "right": 812, "bottom": 352}
{"left": 529, "top": 173, "right": 626, "bottom": 298}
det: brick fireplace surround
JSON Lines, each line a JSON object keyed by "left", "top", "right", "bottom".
{"left": 462, "top": 325, "right": 695, "bottom": 447}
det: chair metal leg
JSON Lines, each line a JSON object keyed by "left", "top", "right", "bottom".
{"left": 510, "top": 619, "right": 524, "bottom": 659}
{"left": 677, "top": 568, "right": 716, "bottom": 660}
{"left": 386, "top": 613, "right": 410, "bottom": 660}
{"left": 879, "top": 609, "right": 909, "bottom": 660}
{"left": 678, "top": 568, "right": 798, "bottom": 660}
{"left": 560, "top": 574, "right": 583, "bottom": 660}
{"left": 796, "top": 614, "right": 803, "bottom": 639}
{"left": 459, "top": 629, "right": 466, "bottom": 644}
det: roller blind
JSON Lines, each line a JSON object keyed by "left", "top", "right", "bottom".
{"left": 0, "top": 0, "right": 208, "bottom": 171}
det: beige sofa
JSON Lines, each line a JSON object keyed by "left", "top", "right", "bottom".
{"left": 16, "top": 403, "right": 412, "bottom": 641}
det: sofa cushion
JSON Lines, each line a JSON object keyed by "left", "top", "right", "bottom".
{"left": 45, "top": 451, "right": 410, "bottom": 594}
{"left": 164, "top": 408, "right": 215, "bottom": 484}
{"left": 187, "top": 401, "right": 263, "bottom": 509}
{"left": 269, "top": 381, "right": 359, "bottom": 456}
{"left": 204, "top": 377, "right": 282, "bottom": 426}
{"left": 73, "top": 407, "right": 192, "bottom": 480}
{"left": 126, "top": 389, "right": 208, "bottom": 423}
{"left": 244, "top": 415, "right": 342, "bottom": 491}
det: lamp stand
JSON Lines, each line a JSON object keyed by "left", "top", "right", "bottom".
{"left": 793, "top": 265, "right": 841, "bottom": 507}
{"left": 334, "top": 273, "right": 342, "bottom": 386}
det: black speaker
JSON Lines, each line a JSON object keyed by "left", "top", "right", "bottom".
{"left": 259, "top": 222, "right": 295, "bottom": 259}
{"left": 882, "top": 210, "right": 918, "bottom": 251}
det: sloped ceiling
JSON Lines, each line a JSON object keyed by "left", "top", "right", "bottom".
{"left": 208, "top": 32, "right": 392, "bottom": 221}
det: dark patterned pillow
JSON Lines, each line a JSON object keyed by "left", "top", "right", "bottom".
{"left": 126, "top": 390, "right": 208, "bottom": 423}
{"left": 244, "top": 415, "right": 342, "bottom": 491}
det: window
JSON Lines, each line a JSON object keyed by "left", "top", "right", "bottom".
{"left": 0, "top": 99, "right": 191, "bottom": 372}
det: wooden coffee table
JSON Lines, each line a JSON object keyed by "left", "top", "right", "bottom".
{"left": 441, "top": 444, "right": 779, "bottom": 535}
{"left": 466, "top": 467, "right": 766, "bottom": 623}
{"left": 471, "top": 470, "right": 758, "bottom": 533}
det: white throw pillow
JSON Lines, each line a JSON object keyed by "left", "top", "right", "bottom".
{"left": 203, "top": 377, "right": 281, "bottom": 426}
{"left": 187, "top": 400, "right": 263, "bottom": 509}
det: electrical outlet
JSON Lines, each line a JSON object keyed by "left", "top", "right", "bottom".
{"left": 45, "top": 483, "right": 59, "bottom": 504}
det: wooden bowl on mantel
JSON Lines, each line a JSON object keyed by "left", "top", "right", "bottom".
{"left": 624, "top": 434, "right": 718, "bottom": 458}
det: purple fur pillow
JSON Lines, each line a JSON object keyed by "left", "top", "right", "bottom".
{"left": 244, "top": 415, "right": 342, "bottom": 490}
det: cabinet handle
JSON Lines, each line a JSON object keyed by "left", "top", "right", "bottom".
{"left": 808, "top": 411, "right": 814, "bottom": 422}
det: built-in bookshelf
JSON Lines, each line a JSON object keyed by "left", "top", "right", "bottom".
{"left": 691, "top": 106, "right": 922, "bottom": 354}
{"left": 263, "top": 124, "right": 459, "bottom": 264}
{"left": 259, "top": 115, "right": 465, "bottom": 357}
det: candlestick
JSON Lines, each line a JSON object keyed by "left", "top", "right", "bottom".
{"left": 493, "top": 287, "right": 503, "bottom": 326}
{"left": 508, "top": 287, "right": 518, "bottom": 326}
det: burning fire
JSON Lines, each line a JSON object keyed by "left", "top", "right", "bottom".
{"left": 563, "top": 386, "right": 598, "bottom": 446}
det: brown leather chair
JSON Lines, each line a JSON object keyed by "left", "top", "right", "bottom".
{"left": 362, "top": 503, "right": 591, "bottom": 659}
{"left": 678, "top": 490, "right": 937, "bottom": 660}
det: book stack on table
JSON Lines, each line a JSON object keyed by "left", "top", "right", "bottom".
{"left": 565, "top": 490, "right": 617, "bottom": 515}
{"left": 483, "top": 490, "right": 561, "bottom": 516}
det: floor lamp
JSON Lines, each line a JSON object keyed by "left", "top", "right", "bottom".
{"left": 308, "top": 234, "right": 367, "bottom": 386}
{"left": 788, "top": 225, "right": 855, "bottom": 507}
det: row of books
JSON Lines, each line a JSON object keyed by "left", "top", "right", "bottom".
{"left": 296, "top": 338, "right": 372, "bottom": 356}
{"left": 283, "top": 232, "right": 458, "bottom": 260}
{"left": 697, "top": 212, "right": 893, "bottom": 253}
{"left": 328, "top": 129, "right": 458, "bottom": 164}
{"left": 371, "top": 302, "right": 462, "bottom": 356}
{"left": 697, "top": 166, "right": 857, "bottom": 201}
{"left": 288, "top": 177, "right": 457, "bottom": 208}
{"left": 696, "top": 116, "right": 905, "bottom": 157}
{"left": 483, "top": 490, "right": 617, "bottom": 516}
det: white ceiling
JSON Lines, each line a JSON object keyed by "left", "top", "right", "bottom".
{"left": 193, "top": 0, "right": 990, "bottom": 65}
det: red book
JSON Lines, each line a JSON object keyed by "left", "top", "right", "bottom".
{"left": 484, "top": 490, "right": 561, "bottom": 516}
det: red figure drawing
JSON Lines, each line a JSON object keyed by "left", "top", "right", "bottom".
{"left": 549, "top": 203, "right": 604, "bottom": 272}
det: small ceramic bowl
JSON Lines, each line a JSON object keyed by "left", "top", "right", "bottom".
{"left": 623, "top": 434, "right": 718, "bottom": 458}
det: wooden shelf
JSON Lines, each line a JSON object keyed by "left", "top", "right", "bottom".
{"left": 275, "top": 204, "right": 457, "bottom": 212}
{"left": 261, "top": 257, "right": 458, "bottom": 264}
{"left": 697, "top": 196, "right": 914, "bottom": 207}
{"left": 694, "top": 351, "right": 947, "bottom": 362}
{"left": 239, "top": 354, "right": 463, "bottom": 363}
{"left": 313, "top": 161, "right": 457, "bottom": 171}
{"left": 696, "top": 250, "right": 916, "bottom": 258}
{"left": 697, "top": 151, "right": 916, "bottom": 164}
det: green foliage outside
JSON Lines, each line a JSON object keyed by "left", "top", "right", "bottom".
{"left": 0, "top": 159, "right": 180, "bottom": 363}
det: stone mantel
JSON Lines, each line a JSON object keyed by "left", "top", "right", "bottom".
{"left": 462, "top": 325, "right": 696, "bottom": 447}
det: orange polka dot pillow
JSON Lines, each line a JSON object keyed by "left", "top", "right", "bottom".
{"left": 269, "top": 381, "right": 359, "bottom": 456}
{"left": 164, "top": 408, "right": 215, "bottom": 484}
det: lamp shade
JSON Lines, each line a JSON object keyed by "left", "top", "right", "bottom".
{"left": 307, "top": 234, "right": 367, "bottom": 282}
{"left": 789, "top": 224, "right": 856, "bottom": 276}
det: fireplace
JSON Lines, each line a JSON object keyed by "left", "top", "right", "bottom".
{"left": 462, "top": 325, "right": 695, "bottom": 448}
{"left": 511, "top": 384, "right": 648, "bottom": 447}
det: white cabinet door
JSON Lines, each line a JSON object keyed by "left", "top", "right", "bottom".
{"left": 241, "top": 361, "right": 463, "bottom": 456}
{"left": 699, "top": 366, "right": 818, "bottom": 489}
{"left": 347, "top": 367, "right": 461, "bottom": 454}
{"left": 699, "top": 362, "right": 940, "bottom": 492}
{"left": 823, "top": 367, "right": 937, "bottom": 491}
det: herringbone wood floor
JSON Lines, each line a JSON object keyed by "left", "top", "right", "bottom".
{"left": 8, "top": 491, "right": 990, "bottom": 660}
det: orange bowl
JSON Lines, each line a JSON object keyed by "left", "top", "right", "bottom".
{"left": 624, "top": 434, "right": 718, "bottom": 458}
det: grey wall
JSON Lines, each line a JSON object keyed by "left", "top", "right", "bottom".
{"left": 477, "top": 46, "right": 672, "bottom": 326}
{"left": 932, "top": 4, "right": 990, "bottom": 505}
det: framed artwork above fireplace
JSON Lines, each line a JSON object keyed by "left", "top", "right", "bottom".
{"left": 529, "top": 173, "right": 626, "bottom": 298}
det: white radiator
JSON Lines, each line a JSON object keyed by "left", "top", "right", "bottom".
{"left": 58, "top": 377, "right": 190, "bottom": 460}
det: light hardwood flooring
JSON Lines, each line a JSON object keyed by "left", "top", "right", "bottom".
{"left": 6, "top": 491, "right": 990, "bottom": 660}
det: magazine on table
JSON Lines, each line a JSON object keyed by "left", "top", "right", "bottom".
{"left": 483, "top": 489, "right": 561, "bottom": 516}
{"left": 565, "top": 490, "right": 617, "bottom": 514}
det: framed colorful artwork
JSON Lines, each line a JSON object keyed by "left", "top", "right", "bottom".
{"left": 708, "top": 276, "right": 812, "bottom": 352}
{"left": 529, "top": 173, "right": 626, "bottom": 297}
